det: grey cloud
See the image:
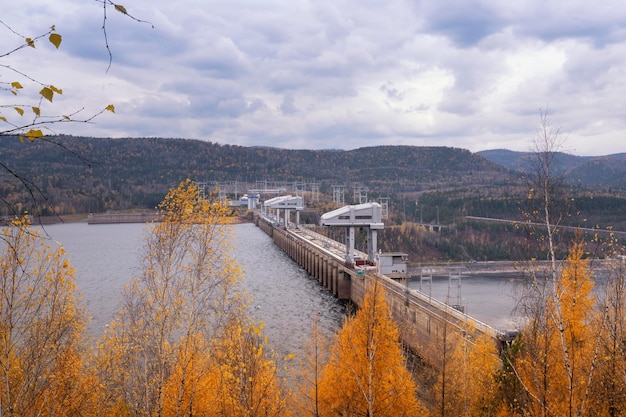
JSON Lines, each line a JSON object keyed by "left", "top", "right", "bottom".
{"left": 186, "top": 93, "right": 263, "bottom": 119}
{"left": 266, "top": 68, "right": 311, "bottom": 93}
{"left": 381, "top": 82, "right": 406, "bottom": 102}
{"left": 512, "top": 3, "right": 626, "bottom": 46}
{"left": 413, "top": 0, "right": 506, "bottom": 47}
{"left": 280, "top": 95, "right": 298, "bottom": 114}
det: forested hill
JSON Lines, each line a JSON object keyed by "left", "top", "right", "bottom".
{"left": 1, "top": 135, "right": 514, "bottom": 214}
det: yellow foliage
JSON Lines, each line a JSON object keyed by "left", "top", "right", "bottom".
{"left": 0, "top": 216, "right": 90, "bottom": 416}
{"left": 94, "top": 180, "right": 250, "bottom": 416}
{"left": 318, "top": 279, "right": 428, "bottom": 416}
{"left": 39, "top": 86, "right": 55, "bottom": 102}
{"left": 115, "top": 4, "right": 128, "bottom": 14}
{"left": 48, "top": 32, "right": 62, "bottom": 49}
{"left": 24, "top": 128, "right": 44, "bottom": 141}
{"left": 436, "top": 331, "right": 501, "bottom": 416}
{"left": 516, "top": 237, "right": 600, "bottom": 417}
{"left": 203, "top": 323, "right": 290, "bottom": 417}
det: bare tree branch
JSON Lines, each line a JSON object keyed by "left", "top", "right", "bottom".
{"left": 98, "top": 0, "right": 154, "bottom": 73}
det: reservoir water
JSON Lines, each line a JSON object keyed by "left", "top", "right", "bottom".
{"left": 39, "top": 222, "right": 346, "bottom": 358}
{"left": 38, "top": 222, "right": 521, "bottom": 357}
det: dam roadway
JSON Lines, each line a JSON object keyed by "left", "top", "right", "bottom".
{"left": 253, "top": 213, "right": 514, "bottom": 364}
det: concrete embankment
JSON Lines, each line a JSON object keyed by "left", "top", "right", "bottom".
{"left": 87, "top": 213, "right": 160, "bottom": 224}
{"left": 1, "top": 213, "right": 159, "bottom": 225}
{"left": 410, "top": 258, "right": 620, "bottom": 277}
{"left": 409, "top": 261, "right": 529, "bottom": 277}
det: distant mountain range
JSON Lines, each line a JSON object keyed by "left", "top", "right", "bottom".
{"left": 477, "top": 149, "right": 626, "bottom": 189}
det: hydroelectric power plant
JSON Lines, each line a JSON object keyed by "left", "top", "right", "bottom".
{"left": 252, "top": 192, "right": 517, "bottom": 365}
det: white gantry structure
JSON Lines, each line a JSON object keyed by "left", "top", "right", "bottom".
{"left": 320, "top": 202, "right": 384, "bottom": 265}
{"left": 263, "top": 195, "right": 304, "bottom": 227}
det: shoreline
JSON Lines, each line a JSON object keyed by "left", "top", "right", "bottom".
{"left": 409, "top": 258, "right": 621, "bottom": 276}
{"left": 20, "top": 210, "right": 253, "bottom": 226}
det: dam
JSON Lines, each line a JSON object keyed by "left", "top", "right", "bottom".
{"left": 253, "top": 197, "right": 516, "bottom": 364}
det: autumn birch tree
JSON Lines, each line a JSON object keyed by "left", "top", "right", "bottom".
{"left": 512, "top": 110, "right": 569, "bottom": 416}
{"left": 590, "top": 249, "right": 626, "bottom": 416}
{"left": 203, "top": 322, "right": 290, "bottom": 417}
{"left": 514, "top": 238, "right": 602, "bottom": 417}
{"left": 95, "top": 179, "right": 247, "bottom": 416}
{"left": 527, "top": 109, "right": 568, "bottom": 279}
{"left": 508, "top": 111, "right": 611, "bottom": 417}
{"left": 427, "top": 317, "right": 457, "bottom": 417}
{"left": 0, "top": 216, "right": 90, "bottom": 416}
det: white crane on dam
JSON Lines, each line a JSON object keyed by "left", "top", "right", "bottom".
{"left": 320, "top": 202, "right": 384, "bottom": 266}
{"left": 263, "top": 195, "right": 304, "bottom": 227}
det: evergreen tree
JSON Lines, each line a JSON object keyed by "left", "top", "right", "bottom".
{"left": 318, "top": 278, "right": 428, "bottom": 416}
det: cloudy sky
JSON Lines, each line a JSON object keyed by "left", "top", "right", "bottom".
{"left": 3, "top": 1, "right": 626, "bottom": 155}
